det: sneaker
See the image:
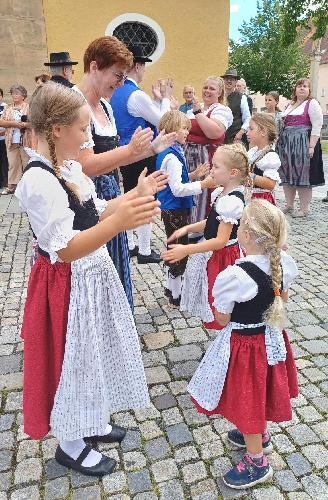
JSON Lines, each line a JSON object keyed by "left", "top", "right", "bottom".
{"left": 227, "top": 429, "right": 273, "bottom": 455}
{"left": 129, "top": 246, "right": 139, "bottom": 257}
{"left": 223, "top": 454, "right": 273, "bottom": 489}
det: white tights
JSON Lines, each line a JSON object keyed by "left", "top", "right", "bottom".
{"left": 127, "top": 223, "right": 152, "bottom": 256}
{"left": 59, "top": 424, "right": 112, "bottom": 467}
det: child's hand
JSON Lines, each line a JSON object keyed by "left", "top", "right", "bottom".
{"left": 201, "top": 175, "right": 217, "bottom": 190}
{"left": 150, "top": 129, "right": 177, "bottom": 155}
{"left": 281, "top": 243, "right": 288, "bottom": 251}
{"left": 130, "top": 127, "right": 154, "bottom": 155}
{"left": 167, "top": 227, "right": 188, "bottom": 244}
{"left": 193, "top": 162, "right": 210, "bottom": 179}
{"left": 112, "top": 193, "right": 161, "bottom": 231}
{"left": 137, "top": 168, "right": 168, "bottom": 196}
{"left": 161, "top": 244, "right": 188, "bottom": 263}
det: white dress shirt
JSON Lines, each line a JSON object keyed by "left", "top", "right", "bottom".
{"left": 126, "top": 78, "right": 171, "bottom": 127}
{"left": 160, "top": 153, "right": 202, "bottom": 197}
{"left": 240, "top": 94, "right": 251, "bottom": 131}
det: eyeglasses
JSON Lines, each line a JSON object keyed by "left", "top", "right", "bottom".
{"left": 110, "top": 70, "right": 128, "bottom": 82}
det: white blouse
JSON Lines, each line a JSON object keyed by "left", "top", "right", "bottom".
{"left": 159, "top": 153, "right": 202, "bottom": 198}
{"left": 187, "top": 103, "right": 233, "bottom": 130}
{"left": 16, "top": 151, "right": 107, "bottom": 264}
{"left": 248, "top": 147, "right": 281, "bottom": 182}
{"left": 72, "top": 86, "right": 117, "bottom": 150}
{"left": 212, "top": 252, "right": 298, "bottom": 314}
{"left": 282, "top": 99, "right": 323, "bottom": 136}
{"left": 211, "top": 186, "right": 245, "bottom": 225}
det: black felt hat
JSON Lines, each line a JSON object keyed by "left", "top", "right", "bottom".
{"left": 128, "top": 46, "right": 152, "bottom": 63}
{"left": 221, "top": 68, "right": 239, "bottom": 79}
{"left": 44, "top": 52, "right": 78, "bottom": 67}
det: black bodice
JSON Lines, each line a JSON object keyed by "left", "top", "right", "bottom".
{"left": 230, "top": 261, "right": 276, "bottom": 327}
{"left": 25, "top": 160, "right": 99, "bottom": 233}
{"left": 204, "top": 190, "right": 245, "bottom": 241}
{"left": 250, "top": 149, "right": 274, "bottom": 178}
{"left": 91, "top": 100, "right": 119, "bottom": 183}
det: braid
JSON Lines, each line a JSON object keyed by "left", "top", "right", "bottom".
{"left": 45, "top": 128, "right": 60, "bottom": 178}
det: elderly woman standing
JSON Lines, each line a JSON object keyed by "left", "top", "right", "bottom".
{"left": 185, "top": 76, "right": 233, "bottom": 233}
{"left": 276, "top": 78, "right": 324, "bottom": 217}
{"left": 0, "top": 85, "right": 31, "bottom": 194}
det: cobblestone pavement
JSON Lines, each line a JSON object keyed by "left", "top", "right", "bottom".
{"left": 0, "top": 158, "right": 328, "bottom": 499}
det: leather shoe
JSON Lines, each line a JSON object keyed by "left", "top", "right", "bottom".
{"left": 55, "top": 445, "right": 116, "bottom": 477}
{"left": 137, "top": 250, "right": 161, "bottom": 264}
{"left": 85, "top": 424, "right": 126, "bottom": 444}
{"left": 129, "top": 245, "right": 139, "bottom": 257}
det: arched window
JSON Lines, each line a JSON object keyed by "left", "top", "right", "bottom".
{"left": 106, "top": 14, "right": 165, "bottom": 65}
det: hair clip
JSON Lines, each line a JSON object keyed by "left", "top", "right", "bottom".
{"left": 274, "top": 288, "right": 281, "bottom": 297}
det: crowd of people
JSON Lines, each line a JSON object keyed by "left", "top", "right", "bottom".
{"left": 0, "top": 36, "right": 326, "bottom": 490}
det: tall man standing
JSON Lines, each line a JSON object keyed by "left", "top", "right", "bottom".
{"left": 44, "top": 52, "right": 78, "bottom": 88}
{"left": 111, "top": 46, "right": 172, "bottom": 264}
{"left": 221, "top": 68, "right": 250, "bottom": 144}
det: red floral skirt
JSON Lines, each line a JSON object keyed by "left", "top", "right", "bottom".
{"left": 21, "top": 256, "right": 71, "bottom": 439}
{"left": 192, "top": 330, "right": 298, "bottom": 434}
{"left": 204, "top": 243, "right": 241, "bottom": 330}
{"left": 252, "top": 191, "right": 276, "bottom": 205}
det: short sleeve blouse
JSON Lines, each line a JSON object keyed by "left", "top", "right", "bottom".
{"left": 213, "top": 187, "right": 245, "bottom": 225}
{"left": 248, "top": 147, "right": 281, "bottom": 182}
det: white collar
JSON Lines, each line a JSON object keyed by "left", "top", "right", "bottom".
{"left": 127, "top": 77, "right": 139, "bottom": 87}
{"left": 236, "top": 254, "right": 269, "bottom": 265}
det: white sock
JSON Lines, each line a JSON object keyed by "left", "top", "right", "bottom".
{"left": 60, "top": 438, "right": 102, "bottom": 467}
{"left": 137, "top": 223, "right": 152, "bottom": 256}
{"left": 127, "top": 230, "right": 136, "bottom": 250}
{"left": 169, "top": 275, "right": 182, "bottom": 299}
{"left": 98, "top": 424, "right": 112, "bottom": 436}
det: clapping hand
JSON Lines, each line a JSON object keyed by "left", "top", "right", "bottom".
{"left": 161, "top": 244, "right": 188, "bottom": 264}
{"left": 130, "top": 127, "right": 154, "bottom": 154}
{"left": 193, "top": 162, "right": 210, "bottom": 179}
{"left": 201, "top": 175, "right": 217, "bottom": 189}
{"left": 150, "top": 129, "right": 177, "bottom": 154}
{"left": 166, "top": 227, "right": 188, "bottom": 244}
{"left": 192, "top": 96, "right": 202, "bottom": 113}
{"left": 136, "top": 168, "right": 168, "bottom": 197}
{"left": 152, "top": 80, "right": 162, "bottom": 101}
{"left": 114, "top": 192, "right": 161, "bottom": 231}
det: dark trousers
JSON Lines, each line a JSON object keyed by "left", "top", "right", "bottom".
{"left": 121, "top": 156, "right": 156, "bottom": 193}
{"left": 0, "top": 141, "right": 8, "bottom": 187}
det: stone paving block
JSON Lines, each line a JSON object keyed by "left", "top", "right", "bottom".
{"left": 174, "top": 445, "right": 199, "bottom": 464}
{"left": 161, "top": 407, "right": 183, "bottom": 426}
{"left": 127, "top": 469, "right": 152, "bottom": 494}
{"left": 113, "top": 412, "right": 137, "bottom": 429}
{"left": 312, "top": 420, "right": 328, "bottom": 440}
{"left": 0, "top": 471, "right": 11, "bottom": 492}
{"left": 142, "top": 350, "right": 167, "bottom": 367}
{"left": 150, "top": 384, "right": 169, "bottom": 398}
{"left": 297, "top": 324, "right": 328, "bottom": 339}
{"left": 14, "top": 457, "right": 42, "bottom": 484}
{"left": 299, "top": 339, "right": 328, "bottom": 354}
{"left": 166, "top": 423, "right": 193, "bottom": 446}
{"left": 134, "top": 493, "right": 158, "bottom": 500}
{"left": 171, "top": 360, "right": 199, "bottom": 379}
{"left": 153, "top": 393, "right": 177, "bottom": 410}
{"left": 300, "top": 383, "right": 322, "bottom": 398}
{"left": 270, "top": 451, "right": 287, "bottom": 471}
{"left": 287, "top": 424, "right": 320, "bottom": 445}
{"left": 0, "top": 372, "right": 23, "bottom": 390}
{"left": 41, "top": 438, "right": 58, "bottom": 461}
{"left": 166, "top": 344, "right": 203, "bottom": 363}
{"left": 0, "top": 431, "right": 14, "bottom": 450}
{"left": 71, "top": 486, "right": 101, "bottom": 500}
{"left": 287, "top": 494, "right": 312, "bottom": 500}
{"left": 193, "top": 425, "right": 218, "bottom": 445}
{"left": 169, "top": 380, "right": 187, "bottom": 395}
{"left": 177, "top": 394, "right": 194, "bottom": 409}
{"left": 272, "top": 433, "right": 296, "bottom": 453}
{"left": 44, "top": 458, "right": 69, "bottom": 479}
{"left": 145, "top": 366, "right": 171, "bottom": 385}
{"left": 182, "top": 461, "right": 207, "bottom": 484}
{"left": 302, "top": 366, "right": 326, "bottom": 382}
{"left": 275, "top": 470, "right": 301, "bottom": 492}
{"left": 16, "top": 440, "right": 39, "bottom": 462}
{"left": 151, "top": 458, "right": 179, "bottom": 482}
{"left": 121, "top": 429, "right": 142, "bottom": 452}
{"left": 44, "top": 477, "right": 69, "bottom": 499}
{"left": 302, "top": 444, "right": 328, "bottom": 470}
{"left": 139, "top": 420, "right": 163, "bottom": 440}
{"left": 103, "top": 471, "right": 127, "bottom": 494}
{"left": 0, "top": 354, "right": 21, "bottom": 374}
{"left": 252, "top": 487, "right": 284, "bottom": 499}
{"left": 200, "top": 440, "right": 224, "bottom": 460}
{"left": 189, "top": 478, "right": 218, "bottom": 499}
{"left": 210, "top": 456, "right": 232, "bottom": 478}
{"left": 312, "top": 395, "right": 328, "bottom": 412}
{"left": 123, "top": 451, "right": 147, "bottom": 471}
{"left": 175, "top": 327, "right": 208, "bottom": 344}
{"left": 0, "top": 414, "right": 14, "bottom": 432}
{"left": 286, "top": 453, "right": 312, "bottom": 477}
{"left": 10, "top": 486, "right": 40, "bottom": 499}
{"left": 145, "top": 436, "right": 171, "bottom": 462}
{"left": 0, "top": 450, "right": 12, "bottom": 472}
{"left": 301, "top": 474, "right": 328, "bottom": 498}
{"left": 70, "top": 470, "right": 99, "bottom": 488}
{"left": 143, "top": 331, "right": 174, "bottom": 350}
{"left": 158, "top": 479, "right": 185, "bottom": 500}
{"left": 296, "top": 405, "right": 323, "bottom": 422}
{"left": 5, "top": 390, "right": 22, "bottom": 411}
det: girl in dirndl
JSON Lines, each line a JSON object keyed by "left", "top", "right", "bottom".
{"left": 16, "top": 82, "right": 167, "bottom": 478}
{"left": 161, "top": 143, "right": 249, "bottom": 330}
{"left": 247, "top": 113, "right": 281, "bottom": 205}
{"left": 188, "top": 199, "right": 298, "bottom": 490}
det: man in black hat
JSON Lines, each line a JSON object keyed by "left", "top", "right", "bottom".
{"left": 111, "top": 46, "right": 173, "bottom": 264}
{"left": 221, "top": 68, "right": 251, "bottom": 144}
{"left": 44, "top": 52, "right": 78, "bottom": 88}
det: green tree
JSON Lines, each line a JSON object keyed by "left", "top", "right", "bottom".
{"left": 281, "top": 0, "right": 328, "bottom": 45}
{"left": 229, "top": 0, "right": 310, "bottom": 96}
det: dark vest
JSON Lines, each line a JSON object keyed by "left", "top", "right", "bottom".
{"left": 225, "top": 91, "right": 243, "bottom": 144}
{"left": 204, "top": 190, "right": 245, "bottom": 241}
{"left": 250, "top": 149, "right": 274, "bottom": 177}
{"left": 230, "top": 261, "right": 282, "bottom": 335}
{"left": 25, "top": 160, "right": 99, "bottom": 258}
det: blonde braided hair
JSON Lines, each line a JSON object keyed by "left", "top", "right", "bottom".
{"left": 29, "top": 82, "right": 86, "bottom": 201}
{"left": 242, "top": 199, "right": 287, "bottom": 328}
{"left": 215, "top": 143, "right": 252, "bottom": 199}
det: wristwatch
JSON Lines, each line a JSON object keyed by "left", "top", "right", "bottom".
{"left": 194, "top": 109, "right": 202, "bottom": 115}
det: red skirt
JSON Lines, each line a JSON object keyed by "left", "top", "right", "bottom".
{"left": 22, "top": 256, "right": 71, "bottom": 439}
{"left": 204, "top": 243, "right": 241, "bottom": 330}
{"left": 192, "top": 330, "right": 298, "bottom": 434}
{"left": 252, "top": 191, "right": 276, "bottom": 205}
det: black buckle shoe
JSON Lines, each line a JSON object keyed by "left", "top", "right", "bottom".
{"left": 55, "top": 445, "right": 116, "bottom": 477}
{"left": 129, "top": 245, "right": 139, "bottom": 257}
{"left": 137, "top": 250, "right": 161, "bottom": 264}
{"left": 85, "top": 424, "right": 127, "bottom": 444}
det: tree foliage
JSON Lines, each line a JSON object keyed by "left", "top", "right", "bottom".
{"left": 229, "top": 0, "right": 310, "bottom": 97}
{"left": 281, "top": 0, "right": 328, "bottom": 45}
